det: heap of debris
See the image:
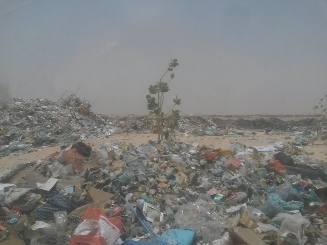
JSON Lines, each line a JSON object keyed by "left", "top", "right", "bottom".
{"left": 0, "top": 136, "right": 327, "bottom": 244}
{"left": 0, "top": 96, "right": 321, "bottom": 158}
{"left": 106, "top": 115, "right": 318, "bottom": 136}
{"left": 2, "top": 95, "right": 327, "bottom": 245}
{"left": 0, "top": 96, "right": 114, "bottom": 157}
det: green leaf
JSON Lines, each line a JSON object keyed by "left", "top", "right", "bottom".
{"left": 173, "top": 96, "right": 181, "bottom": 105}
{"left": 149, "top": 85, "right": 159, "bottom": 94}
{"left": 146, "top": 95, "right": 158, "bottom": 110}
{"left": 169, "top": 58, "right": 179, "bottom": 68}
{"left": 171, "top": 109, "right": 181, "bottom": 127}
{"left": 159, "top": 82, "right": 169, "bottom": 93}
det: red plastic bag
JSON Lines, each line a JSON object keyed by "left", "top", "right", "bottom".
{"left": 80, "top": 207, "right": 105, "bottom": 221}
{"left": 80, "top": 207, "right": 123, "bottom": 232}
{"left": 69, "top": 215, "right": 121, "bottom": 245}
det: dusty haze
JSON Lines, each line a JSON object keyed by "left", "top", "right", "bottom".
{"left": 0, "top": 0, "right": 327, "bottom": 115}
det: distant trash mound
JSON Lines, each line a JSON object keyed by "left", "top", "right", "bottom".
{"left": 0, "top": 95, "right": 319, "bottom": 157}
{"left": 0, "top": 95, "right": 114, "bottom": 157}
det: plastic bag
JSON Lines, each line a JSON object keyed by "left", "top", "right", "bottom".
{"left": 174, "top": 201, "right": 225, "bottom": 243}
{"left": 137, "top": 144, "right": 158, "bottom": 159}
{"left": 31, "top": 220, "right": 70, "bottom": 244}
{"left": 161, "top": 229, "right": 195, "bottom": 245}
{"left": 80, "top": 207, "right": 123, "bottom": 232}
{"left": 69, "top": 215, "right": 121, "bottom": 245}
{"left": 123, "top": 206, "right": 194, "bottom": 245}
{"left": 212, "top": 232, "right": 233, "bottom": 245}
{"left": 169, "top": 154, "right": 184, "bottom": 164}
{"left": 81, "top": 207, "right": 105, "bottom": 221}
{"left": 245, "top": 206, "right": 263, "bottom": 221}
{"left": 48, "top": 161, "right": 73, "bottom": 178}
{"left": 258, "top": 194, "right": 303, "bottom": 218}
{"left": 255, "top": 222, "right": 279, "bottom": 234}
{"left": 118, "top": 157, "right": 147, "bottom": 185}
{"left": 33, "top": 193, "right": 79, "bottom": 221}
{"left": 272, "top": 213, "right": 310, "bottom": 245}
{"left": 54, "top": 211, "right": 68, "bottom": 230}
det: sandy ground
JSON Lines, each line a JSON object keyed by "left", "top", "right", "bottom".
{"left": 1, "top": 132, "right": 327, "bottom": 172}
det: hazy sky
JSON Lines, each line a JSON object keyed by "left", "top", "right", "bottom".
{"left": 1, "top": 0, "right": 327, "bottom": 115}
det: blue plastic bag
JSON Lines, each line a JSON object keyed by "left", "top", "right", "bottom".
{"left": 122, "top": 229, "right": 195, "bottom": 245}
{"left": 161, "top": 229, "right": 195, "bottom": 245}
{"left": 122, "top": 206, "right": 195, "bottom": 245}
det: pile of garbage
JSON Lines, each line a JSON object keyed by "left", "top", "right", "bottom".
{"left": 1, "top": 137, "right": 327, "bottom": 245}
{"left": 232, "top": 117, "right": 316, "bottom": 132}
{"left": 108, "top": 115, "right": 318, "bottom": 136}
{"left": 0, "top": 96, "right": 114, "bottom": 157}
{"left": 0, "top": 96, "right": 321, "bottom": 157}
